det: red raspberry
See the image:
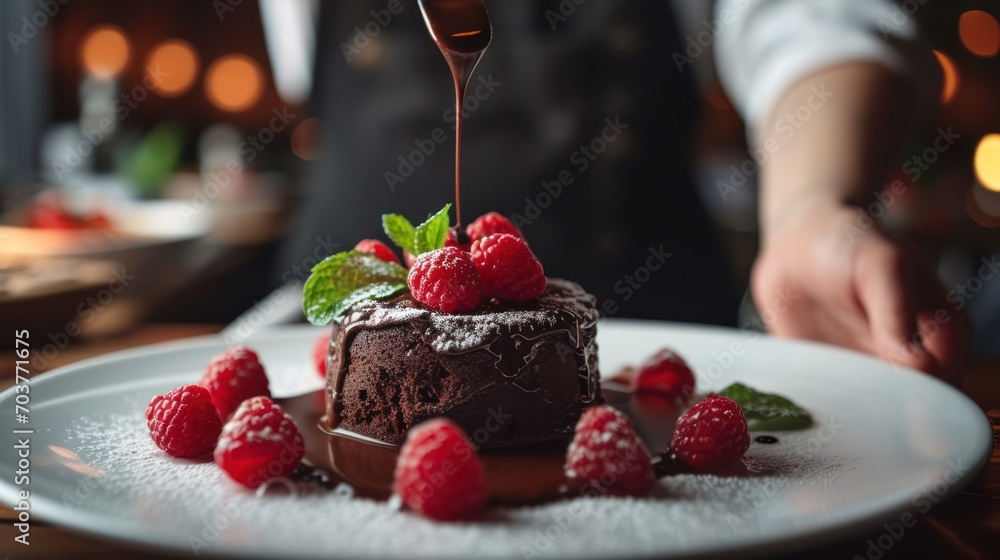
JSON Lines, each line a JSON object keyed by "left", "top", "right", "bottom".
{"left": 214, "top": 396, "right": 305, "bottom": 489}
{"left": 407, "top": 247, "right": 483, "bottom": 313}
{"left": 393, "top": 418, "right": 488, "bottom": 521}
{"left": 470, "top": 234, "right": 546, "bottom": 301}
{"left": 146, "top": 384, "right": 223, "bottom": 458}
{"left": 564, "top": 405, "right": 654, "bottom": 497}
{"left": 465, "top": 212, "right": 522, "bottom": 242}
{"left": 355, "top": 239, "right": 401, "bottom": 264}
{"left": 631, "top": 348, "right": 696, "bottom": 403}
{"left": 199, "top": 345, "right": 271, "bottom": 420}
{"left": 670, "top": 395, "right": 750, "bottom": 470}
{"left": 313, "top": 331, "right": 331, "bottom": 377}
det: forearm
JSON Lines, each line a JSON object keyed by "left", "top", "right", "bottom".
{"left": 756, "top": 62, "right": 917, "bottom": 243}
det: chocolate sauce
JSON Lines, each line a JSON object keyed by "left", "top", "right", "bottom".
{"left": 282, "top": 386, "right": 687, "bottom": 505}
{"left": 417, "top": 0, "right": 492, "bottom": 227}
{"left": 755, "top": 435, "right": 779, "bottom": 444}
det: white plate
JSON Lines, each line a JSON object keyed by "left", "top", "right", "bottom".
{"left": 0, "top": 321, "right": 991, "bottom": 559}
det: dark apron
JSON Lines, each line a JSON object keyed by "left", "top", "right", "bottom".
{"left": 279, "top": 0, "right": 738, "bottom": 325}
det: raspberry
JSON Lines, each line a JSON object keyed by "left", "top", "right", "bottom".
{"left": 214, "top": 396, "right": 305, "bottom": 488}
{"left": 407, "top": 247, "right": 483, "bottom": 312}
{"left": 199, "top": 345, "right": 271, "bottom": 419}
{"left": 393, "top": 418, "right": 488, "bottom": 521}
{"left": 313, "top": 331, "right": 331, "bottom": 377}
{"left": 564, "top": 405, "right": 654, "bottom": 497}
{"left": 355, "top": 239, "right": 401, "bottom": 264}
{"left": 670, "top": 395, "right": 750, "bottom": 470}
{"left": 465, "top": 212, "right": 522, "bottom": 242}
{"left": 146, "top": 385, "right": 223, "bottom": 458}
{"left": 631, "top": 348, "right": 696, "bottom": 403}
{"left": 404, "top": 230, "right": 469, "bottom": 268}
{"left": 470, "top": 234, "right": 546, "bottom": 301}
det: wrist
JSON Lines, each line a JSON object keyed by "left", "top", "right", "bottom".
{"left": 760, "top": 190, "right": 860, "bottom": 246}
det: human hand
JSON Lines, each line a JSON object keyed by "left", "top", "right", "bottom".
{"left": 751, "top": 200, "right": 972, "bottom": 382}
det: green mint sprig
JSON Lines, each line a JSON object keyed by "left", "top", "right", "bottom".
{"left": 382, "top": 203, "right": 452, "bottom": 256}
{"left": 302, "top": 250, "right": 409, "bottom": 325}
{"left": 718, "top": 382, "right": 813, "bottom": 431}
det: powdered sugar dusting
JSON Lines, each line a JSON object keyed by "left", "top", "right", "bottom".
{"left": 61, "top": 410, "right": 851, "bottom": 558}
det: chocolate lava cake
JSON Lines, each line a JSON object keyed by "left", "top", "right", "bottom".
{"left": 324, "top": 278, "right": 600, "bottom": 447}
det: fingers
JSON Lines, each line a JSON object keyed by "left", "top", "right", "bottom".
{"left": 853, "top": 242, "right": 941, "bottom": 376}
{"left": 911, "top": 257, "right": 973, "bottom": 383}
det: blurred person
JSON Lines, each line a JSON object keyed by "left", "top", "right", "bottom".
{"left": 269, "top": 0, "right": 971, "bottom": 380}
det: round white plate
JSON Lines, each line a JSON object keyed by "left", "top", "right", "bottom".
{"left": 0, "top": 321, "right": 991, "bottom": 559}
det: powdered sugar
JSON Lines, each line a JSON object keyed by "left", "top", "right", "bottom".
{"left": 61, "top": 409, "right": 849, "bottom": 558}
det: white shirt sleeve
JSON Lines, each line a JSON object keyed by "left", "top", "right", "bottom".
{"left": 714, "top": 0, "right": 939, "bottom": 132}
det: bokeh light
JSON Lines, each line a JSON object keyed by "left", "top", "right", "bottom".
{"left": 147, "top": 40, "right": 200, "bottom": 97}
{"left": 932, "top": 50, "right": 959, "bottom": 104}
{"left": 204, "top": 54, "right": 264, "bottom": 112}
{"left": 80, "top": 24, "right": 130, "bottom": 78}
{"left": 959, "top": 10, "right": 1000, "bottom": 57}
{"left": 974, "top": 134, "right": 1000, "bottom": 192}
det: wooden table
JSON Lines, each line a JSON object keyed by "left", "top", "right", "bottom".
{"left": 1, "top": 325, "right": 997, "bottom": 559}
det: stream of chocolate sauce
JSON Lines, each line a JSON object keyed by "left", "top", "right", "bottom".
{"left": 281, "top": 385, "right": 689, "bottom": 505}
{"left": 417, "top": 0, "right": 492, "bottom": 227}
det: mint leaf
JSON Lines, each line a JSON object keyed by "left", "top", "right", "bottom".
{"left": 718, "top": 382, "right": 812, "bottom": 431}
{"left": 303, "top": 250, "right": 408, "bottom": 325}
{"left": 382, "top": 214, "right": 417, "bottom": 255}
{"left": 414, "top": 203, "right": 452, "bottom": 255}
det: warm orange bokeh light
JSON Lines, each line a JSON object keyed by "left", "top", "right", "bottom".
{"left": 932, "top": 51, "right": 959, "bottom": 104}
{"left": 147, "top": 40, "right": 200, "bottom": 96}
{"left": 959, "top": 10, "right": 1000, "bottom": 57}
{"left": 204, "top": 54, "right": 264, "bottom": 112}
{"left": 974, "top": 134, "right": 1000, "bottom": 192}
{"left": 80, "top": 24, "right": 130, "bottom": 78}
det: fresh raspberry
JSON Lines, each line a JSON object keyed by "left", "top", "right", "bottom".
{"left": 407, "top": 247, "right": 483, "bottom": 313}
{"left": 564, "top": 405, "right": 654, "bottom": 497}
{"left": 214, "top": 396, "right": 305, "bottom": 489}
{"left": 465, "top": 212, "right": 522, "bottom": 242}
{"left": 199, "top": 345, "right": 271, "bottom": 420}
{"left": 670, "top": 395, "right": 750, "bottom": 470}
{"left": 313, "top": 331, "right": 331, "bottom": 377}
{"left": 355, "top": 239, "right": 401, "bottom": 264}
{"left": 470, "top": 234, "right": 546, "bottom": 301}
{"left": 631, "top": 348, "right": 696, "bottom": 403}
{"left": 393, "top": 418, "right": 488, "bottom": 521}
{"left": 146, "top": 385, "right": 223, "bottom": 458}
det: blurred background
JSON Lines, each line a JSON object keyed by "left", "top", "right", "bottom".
{"left": 0, "top": 0, "right": 998, "bottom": 367}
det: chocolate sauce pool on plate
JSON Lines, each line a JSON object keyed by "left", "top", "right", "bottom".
{"left": 417, "top": 0, "right": 492, "bottom": 227}
{"left": 281, "top": 386, "right": 689, "bottom": 505}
